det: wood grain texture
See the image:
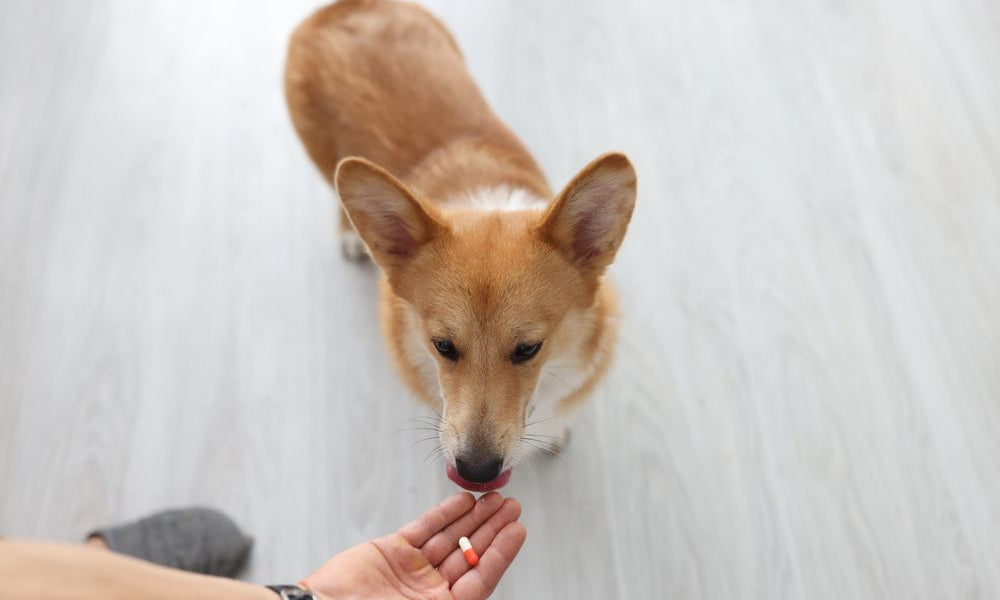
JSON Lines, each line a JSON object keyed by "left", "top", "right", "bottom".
{"left": 1, "top": 1, "right": 999, "bottom": 598}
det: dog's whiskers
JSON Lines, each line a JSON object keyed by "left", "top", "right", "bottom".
{"left": 521, "top": 442, "right": 560, "bottom": 458}
{"left": 544, "top": 370, "right": 572, "bottom": 392}
{"left": 407, "top": 416, "right": 443, "bottom": 426}
{"left": 524, "top": 414, "right": 566, "bottom": 428}
{"left": 520, "top": 435, "right": 560, "bottom": 448}
{"left": 522, "top": 432, "right": 562, "bottom": 442}
{"left": 422, "top": 445, "right": 446, "bottom": 466}
{"left": 394, "top": 425, "right": 443, "bottom": 435}
{"left": 410, "top": 435, "right": 442, "bottom": 449}
{"left": 519, "top": 455, "right": 537, "bottom": 478}
{"left": 519, "top": 436, "right": 561, "bottom": 457}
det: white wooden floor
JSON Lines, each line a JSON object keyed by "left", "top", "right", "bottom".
{"left": 2, "top": 0, "right": 1000, "bottom": 598}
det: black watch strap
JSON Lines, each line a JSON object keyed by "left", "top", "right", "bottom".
{"left": 266, "top": 584, "right": 318, "bottom": 600}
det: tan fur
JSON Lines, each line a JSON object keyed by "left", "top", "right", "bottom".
{"left": 285, "top": 0, "right": 636, "bottom": 476}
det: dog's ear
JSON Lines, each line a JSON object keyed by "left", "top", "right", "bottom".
{"left": 537, "top": 152, "right": 637, "bottom": 275}
{"left": 335, "top": 157, "right": 446, "bottom": 270}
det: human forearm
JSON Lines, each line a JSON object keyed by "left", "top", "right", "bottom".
{"left": 0, "top": 540, "right": 277, "bottom": 600}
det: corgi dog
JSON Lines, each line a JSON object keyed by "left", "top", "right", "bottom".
{"left": 285, "top": 0, "right": 636, "bottom": 491}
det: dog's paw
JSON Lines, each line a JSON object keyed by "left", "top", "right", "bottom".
{"left": 340, "top": 230, "right": 369, "bottom": 261}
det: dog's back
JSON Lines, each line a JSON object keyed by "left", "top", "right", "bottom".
{"left": 284, "top": 0, "right": 548, "bottom": 200}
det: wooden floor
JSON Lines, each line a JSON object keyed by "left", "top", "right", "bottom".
{"left": 2, "top": 0, "right": 999, "bottom": 598}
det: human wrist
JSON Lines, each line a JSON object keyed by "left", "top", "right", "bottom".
{"left": 262, "top": 583, "right": 331, "bottom": 600}
{"left": 296, "top": 578, "right": 335, "bottom": 600}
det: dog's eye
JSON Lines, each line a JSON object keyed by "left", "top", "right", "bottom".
{"left": 432, "top": 338, "right": 459, "bottom": 361}
{"left": 511, "top": 342, "right": 542, "bottom": 364}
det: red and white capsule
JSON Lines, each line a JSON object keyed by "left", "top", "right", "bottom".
{"left": 458, "top": 536, "right": 479, "bottom": 566}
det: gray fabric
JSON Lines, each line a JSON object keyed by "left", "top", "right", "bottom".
{"left": 89, "top": 507, "right": 253, "bottom": 577}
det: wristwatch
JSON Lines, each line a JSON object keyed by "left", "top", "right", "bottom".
{"left": 266, "top": 584, "right": 318, "bottom": 599}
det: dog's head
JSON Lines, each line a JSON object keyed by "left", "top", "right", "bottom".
{"left": 336, "top": 153, "right": 636, "bottom": 489}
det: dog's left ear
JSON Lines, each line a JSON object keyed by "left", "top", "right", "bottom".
{"left": 537, "top": 152, "right": 637, "bottom": 275}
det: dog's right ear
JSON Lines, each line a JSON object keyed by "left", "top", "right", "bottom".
{"left": 335, "top": 157, "right": 446, "bottom": 270}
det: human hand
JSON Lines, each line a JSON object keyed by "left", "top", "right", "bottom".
{"left": 301, "top": 492, "right": 526, "bottom": 600}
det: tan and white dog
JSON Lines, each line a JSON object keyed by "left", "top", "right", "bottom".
{"left": 285, "top": 0, "right": 636, "bottom": 491}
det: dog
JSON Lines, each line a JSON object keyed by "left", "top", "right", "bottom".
{"left": 285, "top": 0, "right": 636, "bottom": 491}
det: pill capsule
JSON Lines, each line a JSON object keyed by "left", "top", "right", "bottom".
{"left": 458, "top": 536, "right": 479, "bottom": 566}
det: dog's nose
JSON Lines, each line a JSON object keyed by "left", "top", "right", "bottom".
{"left": 455, "top": 456, "right": 504, "bottom": 483}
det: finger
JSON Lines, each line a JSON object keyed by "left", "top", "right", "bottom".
{"left": 421, "top": 492, "right": 505, "bottom": 566}
{"left": 439, "top": 497, "right": 521, "bottom": 584}
{"left": 449, "top": 521, "right": 527, "bottom": 600}
{"left": 398, "top": 492, "right": 476, "bottom": 547}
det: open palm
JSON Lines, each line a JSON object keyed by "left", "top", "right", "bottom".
{"left": 301, "top": 493, "right": 526, "bottom": 600}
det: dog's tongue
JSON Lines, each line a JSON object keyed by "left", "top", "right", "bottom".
{"left": 446, "top": 464, "right": 512, "bottom": 492}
